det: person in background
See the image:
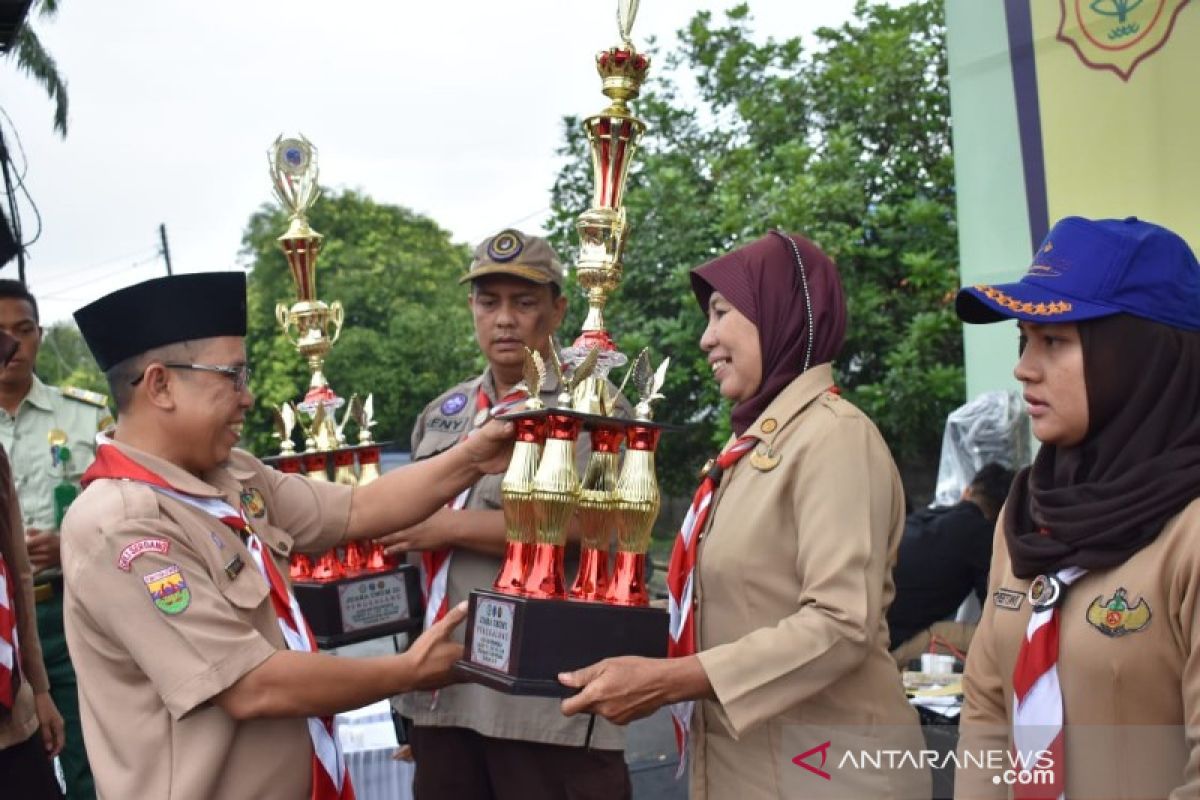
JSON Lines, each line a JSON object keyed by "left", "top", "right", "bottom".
{"left": 0, "top": 279, "right": 108, "bottom": 797}
{"left": 387, "top": 230, "right": 631, "bottom": 800}
{"left": 0, "top": 328, "right": 66, "bottom": 798}
{"left": 560, "top": 231, "right": 928, "bottom": 799}
{"left": 954, "top": 216, "right": 1200, "bottom": 798}
{"left": 887, "top": 461, "right": 1015, "bottom": 666}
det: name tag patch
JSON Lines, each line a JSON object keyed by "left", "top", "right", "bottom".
{"left": 428, "top": 416, "right": 468, "bottom": 434}
{"left": 117, "top": 538, "right": 170, "bottom": 571}
{"left": 993, "top": 588, "right": 1024, "bottom": 610}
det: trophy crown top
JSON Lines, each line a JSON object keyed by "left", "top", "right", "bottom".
{"left": 596, "top": 46, "right": 650, "bottom": 103}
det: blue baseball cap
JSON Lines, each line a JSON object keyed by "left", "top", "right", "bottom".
{"left": 956, "top": 216, "right": 1200, "bottom": 331}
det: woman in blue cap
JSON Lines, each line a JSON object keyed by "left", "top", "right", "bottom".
{"left": 953, "top": 216, "right": 1200, "bottom": 798}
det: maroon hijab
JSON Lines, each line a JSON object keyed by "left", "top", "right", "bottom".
{"left": 690, "top": 231, "right": 847, "bottom": 435}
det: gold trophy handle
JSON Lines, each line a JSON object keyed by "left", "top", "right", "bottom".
{"left": 328, "top": 301, "right": 344, "bottom": 345}
{"left": 276, "top": 303, "right": 299, "bottom": 347}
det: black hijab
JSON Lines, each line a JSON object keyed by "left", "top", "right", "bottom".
{"left": 1005, "top": 314, "right": 1200, "bottom": 577}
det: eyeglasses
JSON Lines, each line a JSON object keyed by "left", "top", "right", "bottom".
{"left": 131, "top": 363, "right": 252, "bottom": 393}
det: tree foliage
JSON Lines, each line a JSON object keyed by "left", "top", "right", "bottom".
{"left": 8, "top": 0, "right": 69, "bottom": 137}
{"left": 241, "top": 189, "right": 477, "bottom": 455}
{"left": 35, "top": 321, "right": 106, "bottom": 395}
{"left": 548, "top": 0, "right": 960, "bottom": 494}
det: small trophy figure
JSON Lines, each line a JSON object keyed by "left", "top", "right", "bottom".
{"left": 495, "top": 350, "right": 549, "bottom": 594}
{"left": 608, "top": 351, "right": 668, "bottom": 606}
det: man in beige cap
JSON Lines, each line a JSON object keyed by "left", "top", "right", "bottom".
{"left": 385, "top": 229, "right": 631, "bottom": 799}
{"left": 61, "top": 272, "right": 514, "bottom": 800}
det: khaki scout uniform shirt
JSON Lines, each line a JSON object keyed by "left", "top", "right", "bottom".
{"left": 1, "top": 376, "right": 111, "bottom": 579}
{"left": 397, "top": 367, "right": 625, "bottom": 751}
{"left": 60, "top": 438, "right": 352, "bottom": 800}
{"left": 0, "top": 448, "right": 51, "bottom": 750}
{"left": 691, "top": 365, "right": 929, "bottom": 800}
{"left": 957, "top": 499, "right": 1200, "bottom": 800}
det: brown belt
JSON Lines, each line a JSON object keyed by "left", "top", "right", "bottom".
{"left": 33, "top": 577, "right": 62, "bottom": 604}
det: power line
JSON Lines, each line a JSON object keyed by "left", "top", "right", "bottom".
{"left": 33, "top": 247, "right": 160, "bottom": 291}
{"left": 36, "top": 253, "right": 162, "bottom": 301}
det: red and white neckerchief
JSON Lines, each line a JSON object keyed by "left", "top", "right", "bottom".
{"left": 419, "top": 385, "right": 527, "bottom": 632}
{"left": 82, "top": 441, "right": 355, "bottom": 800}
{"left": 1011, "top": 565, "right": 1087, "bottom": 800}
{"left": 665, "top": 435, "right": 758, "bottom": 776}
{"left": 0, "top": 552, "right": 19, "bottom": 710}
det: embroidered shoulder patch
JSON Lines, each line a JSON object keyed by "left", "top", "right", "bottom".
{"left": 993, "top": 588, "right": 1024, "bottom": 610}
{"left": 1086, "top": 587, "right": 1151, "bottom": 637}
{"left": 117, "top": 538, "right": 170, "bottom": 571}
{"left": 240, "top": 488, "right": 267, "bottom": 519}
{"left": 440, "top": 392, "right": 468, "bottom": 416}
{"left": 144, "top": 565, "right": 191, "bottom": 615}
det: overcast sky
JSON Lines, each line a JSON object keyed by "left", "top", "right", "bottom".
{"left": 2, "top": 1, "right": 875, "bottom": 324}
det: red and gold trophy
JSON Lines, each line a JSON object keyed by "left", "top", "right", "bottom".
{"left": 456, "top": 1, "right": 671, "bottom": 694}
{"left": 263, "top": 135, "right": 422, "bottom": 647}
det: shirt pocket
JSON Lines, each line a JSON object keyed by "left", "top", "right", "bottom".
{"left": 219, "top": 566, "right": 270, "bottom": 612}
{"left": 46, "top": 436, "right": 93, "bottom": 481}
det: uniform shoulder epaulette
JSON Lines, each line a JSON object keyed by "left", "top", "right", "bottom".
{"left": 62, "top": 386, "right": 110, "bottom": 409}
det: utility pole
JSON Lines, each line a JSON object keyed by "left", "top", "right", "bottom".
{"left": 159, "top": 223, "right": 173, "bottom": 276}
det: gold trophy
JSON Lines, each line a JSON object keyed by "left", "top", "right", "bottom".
{"left": 270, "top": 135, "right": 344, "bottom": 451}
{"left": 457, "top": 0, "right": 671, "bottom": 696}
{"left": 264, "top": 136, "right": 420, "bottom": 644}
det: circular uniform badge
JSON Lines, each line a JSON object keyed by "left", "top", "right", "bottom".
{"left": 486, "top": 229, "right": 524, "bottom": 262}
{"left": 441, "top": 392, "right": 469, "bottom": 416}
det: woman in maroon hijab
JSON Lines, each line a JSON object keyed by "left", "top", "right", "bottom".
{"left": 561, "top": 232, "right": 928, "bottom": 799}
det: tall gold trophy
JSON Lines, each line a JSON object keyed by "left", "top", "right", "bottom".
{"left": 457, "top": 0, "right": 672, "bottom": 695}
{"left": 264, "top": 135, "right": 422, "bottom": 647}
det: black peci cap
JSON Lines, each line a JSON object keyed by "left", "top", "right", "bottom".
{"left": 73, "top": 272, "right": 248, "bottom": 371}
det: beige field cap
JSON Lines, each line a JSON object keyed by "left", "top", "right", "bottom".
{"left": 459, "top": 228, "right": 565, "bottom": 287}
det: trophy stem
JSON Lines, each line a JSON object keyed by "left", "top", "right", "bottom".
{"left": 310, "top": 549, "right": 345, "bottom": 582}
{"left": 289, "top": 553, "right": 313, "bottom": 581}
{"left": 524, "top": 543, "right": 567, "bottom": 600}
{"left": 569, "top": 546, "right": 611, "bottom": 602}
{"left": 303, "top": 452, "right": 330, "bottom": 481}
{"left": 357, "top": 447, "right": 382, "bottom": 484}
{"left": 493, "top": 541, "right": 536, "bottom": 596}
{"left": 365, "top": 544, "right": 394, "bottom": 571}
{"left": 605, "top": 551, "right": 649, "bottom": 606}
{"left": 332, "top": 450, "right": 358, "bottom": 486}
{"left": 343, "top": 541, "right": 369, "bottom": 573}
{"left": 278, "top": 456, "right": 303, "bottom": 474}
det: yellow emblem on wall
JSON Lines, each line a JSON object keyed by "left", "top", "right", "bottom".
{"left": 1057, "top": 0, "right": 1191, "bottom": 81}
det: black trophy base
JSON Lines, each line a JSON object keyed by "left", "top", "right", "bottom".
{"left": 455, "top": 588, "right": 668, "bottom": 697}
{"left": 294, "top": 564, "right": 423, "bottom": 649}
